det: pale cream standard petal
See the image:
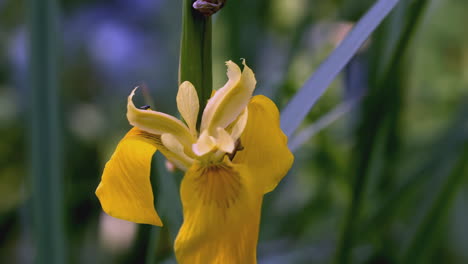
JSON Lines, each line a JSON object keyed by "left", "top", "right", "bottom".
{"left": 201, "top": 61, "right": 242, "bottom": 132}
{"left": 127, "top": 87, "right": 194, "bottom": 148}
{"left": 215, "top": 127, "right": 235, "bottom": 154}
{"left": 161, "top": 133, "right": 194, "bottom": 170}
{"left": 177, "top": 81, "right": 199, "bottom": 136}
{"left": 201, "top": 60, "right": 256, "bottom": 132}
{"left": 229, "top": 107, "right": 248, "bottom": 142}
{"left": 192, "top": 130, "right": 217, "bottom": 157}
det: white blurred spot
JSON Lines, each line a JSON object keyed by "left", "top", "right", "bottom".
{"left": 69, "top": 103, "right": 105, "bottom": 141}
{"left": 99, "top": 212, "right": 137, "bottom": 253}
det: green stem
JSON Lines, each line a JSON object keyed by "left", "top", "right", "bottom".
{"left": 179, "top": 0, "right": 212, "bottom": 125}
{"left": 28, "top": 0, "right": 65, "bottom": 263}
{"left": 145, "top": 226, "right": 161, "bottom": 264}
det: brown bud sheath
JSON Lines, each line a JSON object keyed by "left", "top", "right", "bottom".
{"left": 193, "top": 0, "right": 227, "bottom": 16}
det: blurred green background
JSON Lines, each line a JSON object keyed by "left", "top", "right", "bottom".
{"left": 1, "top": 0, "right": 468, "bottom": 263}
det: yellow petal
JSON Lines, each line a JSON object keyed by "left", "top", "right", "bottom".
{"left": 233, "top": 95, "right": 294, "bottom": 193}
{"left": 175, "top": 160, "right": 262, "bottom": 264}
{"left": 96, "top": 128, "right": 162, "bottom": 226}
{"left": 127, "top": 87, "right": 194, "bottom": 148}
{"left": 161, "top": 133, "right": 194, "bottom": 169}
{"left": 200, "top": 60, "right": 256, "bottom": 133}
{"left": 177, "top": 81, "right": 199, "bottom": 136}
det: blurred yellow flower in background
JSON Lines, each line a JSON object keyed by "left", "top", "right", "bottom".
{"left": 96, "top": 60, "right": 294, "bottom": 264}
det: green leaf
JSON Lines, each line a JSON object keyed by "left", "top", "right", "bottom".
{"left": 28, "top": 0, "right": 66, "bottom": 263}
{"left": 280, "top": 0, "right": 400, "bottom": 138}
{"left": 401, "top": 146, "right": 468, "bottom": 264}
{"left": 288, "top": 96, "right": 362, "bottom": 152}
{"left": 360, "top": 105, "right": 468, "bottom": 239}
{"left": 334, "top": 0, "right": 430, "bottom": 263}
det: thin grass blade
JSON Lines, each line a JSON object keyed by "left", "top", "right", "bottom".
{"left": 360, "top": 103, "right": 468, "bottom": 238}
{"left": 280, "top": 0, "right": 400, "bottom": 137}
{"left": 401, "top": 146, "right": 468, "bottom": 264}
{"left": 289, "top": 96, "right": 361, "bottom": 152}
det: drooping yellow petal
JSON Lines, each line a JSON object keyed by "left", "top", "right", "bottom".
{"left": 177, "top": 81, "right": 199, "bottom": 136}
{"left": 233, "top": 95, "right": 294, "bottom": 193}
{"left": 200, "top": 60, "right": 256, "bottom": 133}
{"left": 175, "top": 160, "right": 262, "bottom": 264}
{"left": 127, "top": 87, "right": 194, "bottom": 148}
{"left": 96, "top": 128, "right": 162, "bottom": 226}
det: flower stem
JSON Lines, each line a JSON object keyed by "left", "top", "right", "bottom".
{"left": 179, "top": 0, "right": 212, "bottom": 127}
{"left": 28, "top": 0, "right": 66, "bottom": 263}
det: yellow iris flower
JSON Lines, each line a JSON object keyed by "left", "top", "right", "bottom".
{"left": 96, "top": 60, "right": 294, "bottom": 264}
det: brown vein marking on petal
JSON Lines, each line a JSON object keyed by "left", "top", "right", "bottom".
{"left": 133, "top": 129, "right": 169, "bottom": 152}
{"left": 193, "top": 163, "right": 242, "bottom": 210}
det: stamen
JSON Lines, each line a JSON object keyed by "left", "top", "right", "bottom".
{"left": 227, "top": 139, "right": 243, "bottom": 160}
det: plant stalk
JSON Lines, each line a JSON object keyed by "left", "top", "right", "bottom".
{"left": 179, "top": 0, "right": 212, "bottom": 126}
{"left": 28, "top": 0, "right": 66, "bottom": 263}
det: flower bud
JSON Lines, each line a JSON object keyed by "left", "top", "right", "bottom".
{"left": 193, "top": 0, "right": 227, "bottom": 16}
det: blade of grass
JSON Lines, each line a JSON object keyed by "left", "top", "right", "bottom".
{"left": 144, "top": 153, "right": 182, "bottom": 263}
{"left": 401, "top": 146, "right": 468, "bottom": 264}
{"left": 145, "top": 226, "right": 162, "bottom": 264}
{"left": 335, "top": 0, "right": 429, "bottom": 262}
{"left": 28, "top": 0, "right": 65, "bottom": 263}
{"left": 361, "top": 100, "right": 468, "bottom": 239}
{"left": 289, "top": 52, "right": 369, "bottom": 151}
{"left": 154, "top": 153, "right": 183, "bottom": 242}
{"left": 289, "top": 96, "right": 362, "bottom": 152}
{"left": 280, "top": 0, "right": 400, "bottom": 138}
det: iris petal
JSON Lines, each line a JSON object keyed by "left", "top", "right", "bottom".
{"left": 200, "top": 60, "right": 256, "bottom": 133}
{"left": 96, "top": 128, "right": 162, "bottom": 226}
{"left": 177, "top": 81, "right": 199, "bottom": 136}
{"left": 229, "top": 107, "right": 248, "bottom": 142}
{"left": 127, "top": 87, "right": 194, "bottom": 148}
{"left": 233, "top": 95, "right": 294, "bottom": 193}
{"left": 175, "top": 160, "right": 261, "bottom": 264}
{"left": 215, "top": 127, "right": 235, "bottom": 154}
{"left": 192, "top": 130, "right": 217, "bottom": 157}
{"left": 161, "top": 133, "right": 194, "bottom": 169}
